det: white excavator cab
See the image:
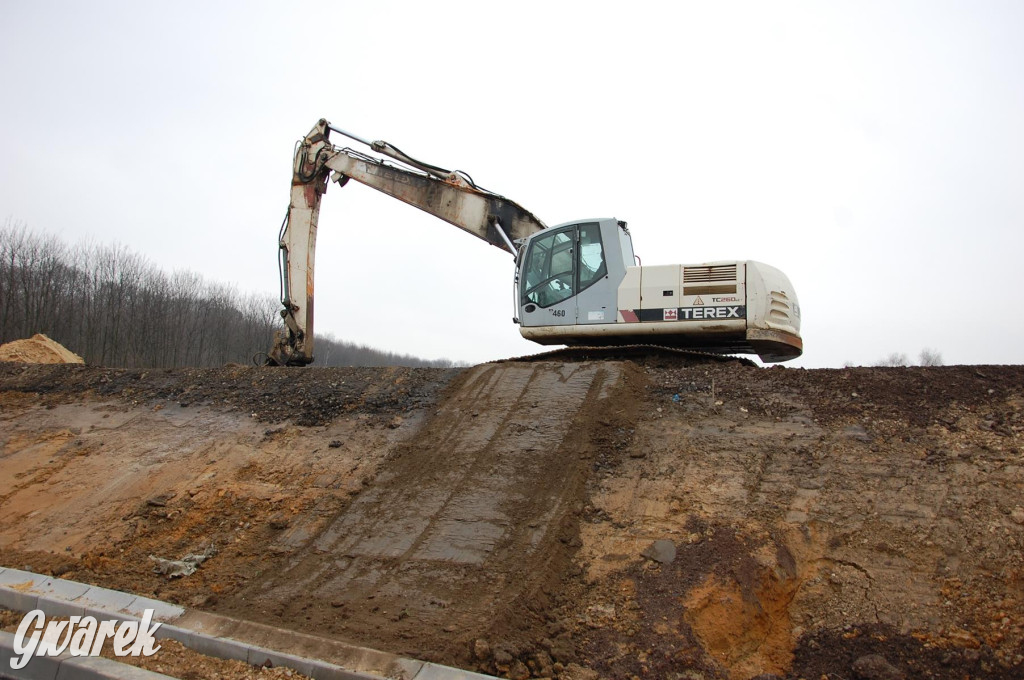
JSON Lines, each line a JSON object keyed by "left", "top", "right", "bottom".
{"left": 516, "top": 219, "right": 801, "bottom": 362}
{"left": 518, "top": 219, "right": 633, "bottom": 328}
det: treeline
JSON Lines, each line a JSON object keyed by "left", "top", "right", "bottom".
{"left": 872, "top": 349, "right": 943, "bottom": 367}
{"left": 315, "top": 333, "right": 463, "bottom": 368}
{"left": 0, "top": 221, "right": 461, "bottom": 369}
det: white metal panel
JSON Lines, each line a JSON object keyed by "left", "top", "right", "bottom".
{"left": 616, "top": 267, "right": 642, "bottom": 321}
{"left": 639, "top": 265, "right": 681, "bottom": 310}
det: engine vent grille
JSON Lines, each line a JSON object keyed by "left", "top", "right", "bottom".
{"left": 683, "top": 264, "right": 737, "bottom": 283}
{"left": 768, "top": 290, "right": 792, "bottom": 322}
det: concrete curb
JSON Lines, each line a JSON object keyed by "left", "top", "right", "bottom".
{"left": 0, "top": 631, "right": 177, "bottom": 680}
{"left": 0, "top": 567, "right": 495, "bottom": 680}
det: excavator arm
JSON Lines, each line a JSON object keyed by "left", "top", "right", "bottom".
{"left": 267, "top": 119, "right": 547, "bottom": 366}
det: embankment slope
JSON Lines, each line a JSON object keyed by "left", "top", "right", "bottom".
{"left": 0, "top": 361, "right": 1021, "bottom": 678}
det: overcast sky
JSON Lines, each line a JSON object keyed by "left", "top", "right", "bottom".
{"left": 2, "top": 1, "right": 1022, "bottom": 368}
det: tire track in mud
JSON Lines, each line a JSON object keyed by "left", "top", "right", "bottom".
{"left": 222, "top": 360, "right": 636, "bottom": 662}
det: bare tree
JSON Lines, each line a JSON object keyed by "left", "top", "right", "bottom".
{"left": 874, "top": 352, "right": 910, "bottom": 367}
{"left": 0, "top": 222, "right": 456, "bottom": 369}
{"left": 919, "top": 348, "right": 943, "bottom": 366}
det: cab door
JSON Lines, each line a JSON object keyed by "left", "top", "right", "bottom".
{"left": 571, "top": 222, "right": 611, "bottom": 324}
{"left": 519, "top": 226, "right": 576, "bottom": 326}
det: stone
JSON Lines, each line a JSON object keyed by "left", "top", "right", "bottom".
{"left": 533, "top": 650, "right": 554, "bottom": 677}
{"left": 509, "top": 660, "right": 531, "bottom": 680}
{"left": 641, "top": 539, "right": 676, "bottom": 564}
{"left": 852, "top": 654, "right": 905, "bottom": 680}
{"left": 560, "top": 663, "right": 599, "bottom": 680}
{"left": 472, "top": 638, "right": 491, "bottom": 660}
{"left": 548, "top": 635, "right": 577, "bottom": 664}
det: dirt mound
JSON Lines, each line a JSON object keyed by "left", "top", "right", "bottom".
{"left": 0, "top": 360, "right": 1022, "bottom": 679}
{"left": 0, "top": 362, "right": 456, "bottom": 425}
{"left": 0, "top": 333, "right": 83, "bottom": 364}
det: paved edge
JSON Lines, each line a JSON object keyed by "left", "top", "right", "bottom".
{"left": 0, "top": 631, "right": 177, "bottom": 680}
{"left": 0, "top": 567, "right": 495, "bottom": 680}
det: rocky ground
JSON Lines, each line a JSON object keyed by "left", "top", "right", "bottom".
{"left": 0, "top": 360, "right": 1021, "bottom": 679}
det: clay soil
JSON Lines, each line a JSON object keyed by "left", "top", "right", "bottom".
{"left": 0, "top": 360, "right": 1022, "bottom": 679}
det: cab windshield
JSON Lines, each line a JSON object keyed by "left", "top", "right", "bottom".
{"left": 521, "top": 223, "right": 605, "bottom": 308}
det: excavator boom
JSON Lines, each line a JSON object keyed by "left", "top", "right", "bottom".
{"left": 268, "top": 119, "right": 546, "bottom": 366}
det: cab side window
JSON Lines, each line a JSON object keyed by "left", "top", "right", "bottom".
{"left": 577, "top": 222, "right": 606, "bottom": 291}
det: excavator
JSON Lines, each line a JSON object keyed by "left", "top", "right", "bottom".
{"left": 267, "top": 119, "right": 802, "bottom": 366}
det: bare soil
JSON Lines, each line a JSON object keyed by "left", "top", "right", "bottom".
{"left": 0, "top": 360, "right": 1022, "bottom": 679}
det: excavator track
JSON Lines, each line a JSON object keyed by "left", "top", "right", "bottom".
{"left": 502, "top": 344, "right": 757, "bottom": 366}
